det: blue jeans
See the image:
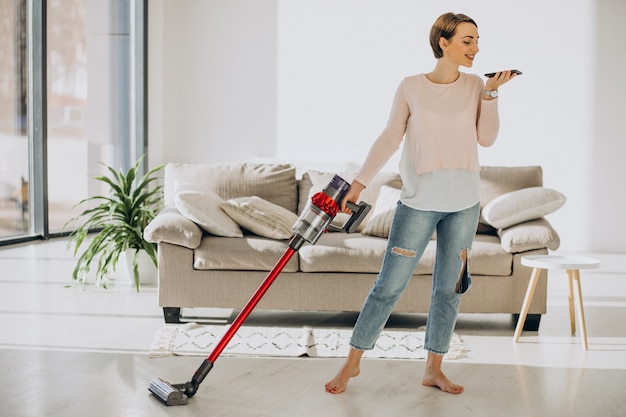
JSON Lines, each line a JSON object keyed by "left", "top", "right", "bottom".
{"left": 350, "top": 201, "right": 480, "bottom": 355}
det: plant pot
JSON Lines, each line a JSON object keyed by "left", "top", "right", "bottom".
{"left": 124, "top": 249, "right": 158, "bottom": 287}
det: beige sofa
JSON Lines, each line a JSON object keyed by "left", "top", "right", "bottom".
{"left": 145, "top": 163, "right": 563, "bottom": 329}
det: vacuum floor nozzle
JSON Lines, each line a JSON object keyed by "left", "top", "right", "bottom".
{"left": 148, "top": 378, "right": 188, "bottom": 406}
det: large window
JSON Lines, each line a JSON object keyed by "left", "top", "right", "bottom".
{"left": 0, "top": 0, "right": 146, "bottom": 243}
{"left": 0, "top": 0, "right": 29, "bottom": 238}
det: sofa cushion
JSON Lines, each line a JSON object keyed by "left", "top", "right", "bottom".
{"left": 469, "top": 235, "right": 514, "bottom": 275}
{"left": 482, "top": 187, "right": 566, "bottom": 229}
{"left": 498, "top": 218, "right": 561, "bottom": 252}
{"left": 221, "top": 196, "right": 299, "bottom": 240}
{"left": 164, "top": 163, "right": 298, "bottom": 213}
{"left": 298, "top": 233, "right": 512, "bottom": 276}
{"left": 298, "top": 170, "right": 402, "bottom": 232}
{"left": 193, "top": 236, "right": 299, "bottom": 272}
{"left": 298, "top": 233, "right": 389, "bottom": 273}
{"left": 174, "top": 182, "right": 243, "bottom": 237}
{"left": 143, "top": 207, "right": 203, "bottom": 249}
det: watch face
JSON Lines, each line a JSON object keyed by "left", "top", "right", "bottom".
{"left": 490, "top": 90, "right": 498, "bottom": 98}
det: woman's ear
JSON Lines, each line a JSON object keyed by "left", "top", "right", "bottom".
{"left": 438, "top": 37, "right": 448, "bottom": 53}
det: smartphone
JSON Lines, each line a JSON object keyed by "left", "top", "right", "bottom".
{"left": 484, "top": 69, "right": 522, "bottom": 78}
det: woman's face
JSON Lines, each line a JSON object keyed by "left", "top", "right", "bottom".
{"left": 441, "top": 22, "right": 479, "bottom": 67}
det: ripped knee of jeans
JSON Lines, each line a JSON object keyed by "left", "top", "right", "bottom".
{"left": 455, "top": 248, "right": 471, "bottom": 294}
{"left": 391, "top": 246, "right": 416, "bottom": 257}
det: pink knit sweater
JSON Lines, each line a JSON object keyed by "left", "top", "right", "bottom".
{"left": 354, "top": 73, "right": 500, "bottom": 186}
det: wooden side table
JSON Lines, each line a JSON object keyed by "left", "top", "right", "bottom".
{"left": 514, "top": 254, "right": 600, "bottom": 350}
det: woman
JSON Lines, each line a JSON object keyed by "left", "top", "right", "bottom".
{"left": 325, "top": 12, "right": 518, "bottom": 395}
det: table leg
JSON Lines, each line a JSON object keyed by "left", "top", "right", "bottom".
{"left": 514, "top": 267, "right": 542, "bottom": 343}
{"left": 567, "top": 271, "right": 576, "bottom": 334}
{"left": 570, "top": 269, "right": 589, "bottom": 350}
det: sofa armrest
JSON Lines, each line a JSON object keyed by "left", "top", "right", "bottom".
{"left": 498, "top": 218, "right": 560, "bottom": 253}
{"left": 144, "top": 207, "right": 203, "bottom": 249}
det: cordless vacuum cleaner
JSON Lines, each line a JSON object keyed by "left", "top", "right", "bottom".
{"left": 149, "top": 175, "right": 371, "bottom": 406}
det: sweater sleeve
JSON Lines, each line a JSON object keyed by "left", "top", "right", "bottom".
{"left": 354, "top": 80, "right": 409, "bottom": 186}
{"left": 477, "top": 95, "right": 500, "bottom": 147}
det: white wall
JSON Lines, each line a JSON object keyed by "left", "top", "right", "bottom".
{"left": 148, "top": 0, "right": 626, "bottom": 254}
{"left": 148, "top": 0, "right": 278, "bottom": 165}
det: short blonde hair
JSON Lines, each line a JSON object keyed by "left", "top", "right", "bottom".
{"left": 429, "top": 12, "right": 477, "bottom": 59}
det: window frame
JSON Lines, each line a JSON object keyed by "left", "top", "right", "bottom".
{"left": 0, "top": 0, "right": 147, "bottom": 247}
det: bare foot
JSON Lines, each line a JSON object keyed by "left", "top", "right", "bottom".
{"left": 324, "top": 363, "right": 360, "bottom": 394}
{"left": 422, "top": 369, "right": 464, "bottom": 394}
{"left": 325, "top": 348, "right": 364, "bottom": 394}
{"left": 422, "top": 351, "right": 464, "bottom": 394}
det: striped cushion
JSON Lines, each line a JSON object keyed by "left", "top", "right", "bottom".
{"left": 361, "top": 186, "right": 401, "bottom": 237}
{"left": 221, "top": 196, "right": 299, "bottom": 240}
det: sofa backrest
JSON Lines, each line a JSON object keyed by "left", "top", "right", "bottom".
{"left": 162, "top": 163, "right": 543, "bottom": 229}
{"left": 479, "top": 166, "right": 543, "bottom": 208}
{"left": 163, "top": 163, "right": 298, "bottom": 213}
{"left": 298, "top": 166, "right": 543, "bottom": 212}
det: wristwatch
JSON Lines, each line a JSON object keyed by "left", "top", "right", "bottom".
{"left": 484, "top": 89, "right": 498, "bottom": 99}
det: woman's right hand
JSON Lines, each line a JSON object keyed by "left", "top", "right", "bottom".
{"left": 340, "top": 181, "right": 366, "bottom": 213}
{"left": 484, "top": 70, "right": 518, "bottom": 91}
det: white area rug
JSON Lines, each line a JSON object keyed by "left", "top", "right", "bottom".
{"left": 149, "top": 323, "right": 469, "bottom": 360}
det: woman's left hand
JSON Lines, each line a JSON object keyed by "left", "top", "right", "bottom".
{"left": 485, "top": 70, "right": 518, "bottom": 90}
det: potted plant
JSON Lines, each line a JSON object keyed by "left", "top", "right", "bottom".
{"left": 65, "top": 157, "right": 164, "bottom": 291}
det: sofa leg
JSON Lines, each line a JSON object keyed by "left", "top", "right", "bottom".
{"left": 163, "top": 307, "right": 181, "bottom": 323}
{"left": 513, "top": 313, "right": 542, "bottom": 331}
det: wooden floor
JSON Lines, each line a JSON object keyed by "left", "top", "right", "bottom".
{"left": 1, "top": 238, "right": 626, "bottom": 417}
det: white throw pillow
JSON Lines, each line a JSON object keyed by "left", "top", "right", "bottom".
{"left": 174, "top": 182, "right": 243, "bottom": 237}
{"left": 221, "top": 196, "right": 299, "bottom": 239}
{"left": 482, "top": 187, "right": 566, "bottom": 229}
{"left": 143, "top": 207, "right": 203, "bottom": 249}
{"left": 498, "top": 218, "right": 561, "bottom": 252}
{"left": 361, "top": 186, "right": 401, "bottom": 238}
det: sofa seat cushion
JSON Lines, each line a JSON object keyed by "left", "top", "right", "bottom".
{"left": 193, "top": 236, "right": 299, "bottom": 272}
{"left": 470, "top": 235, "right": 514, "bottom": 275}
{"left": 298, "top": 233, "right": 389, "bottom": 273}
{"left": 298, "top": 233, "right": 512, "bottom": 276}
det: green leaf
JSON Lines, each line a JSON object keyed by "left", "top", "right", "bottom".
{"left": 63, "top": 156, "right": 164, "bottom": 290}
